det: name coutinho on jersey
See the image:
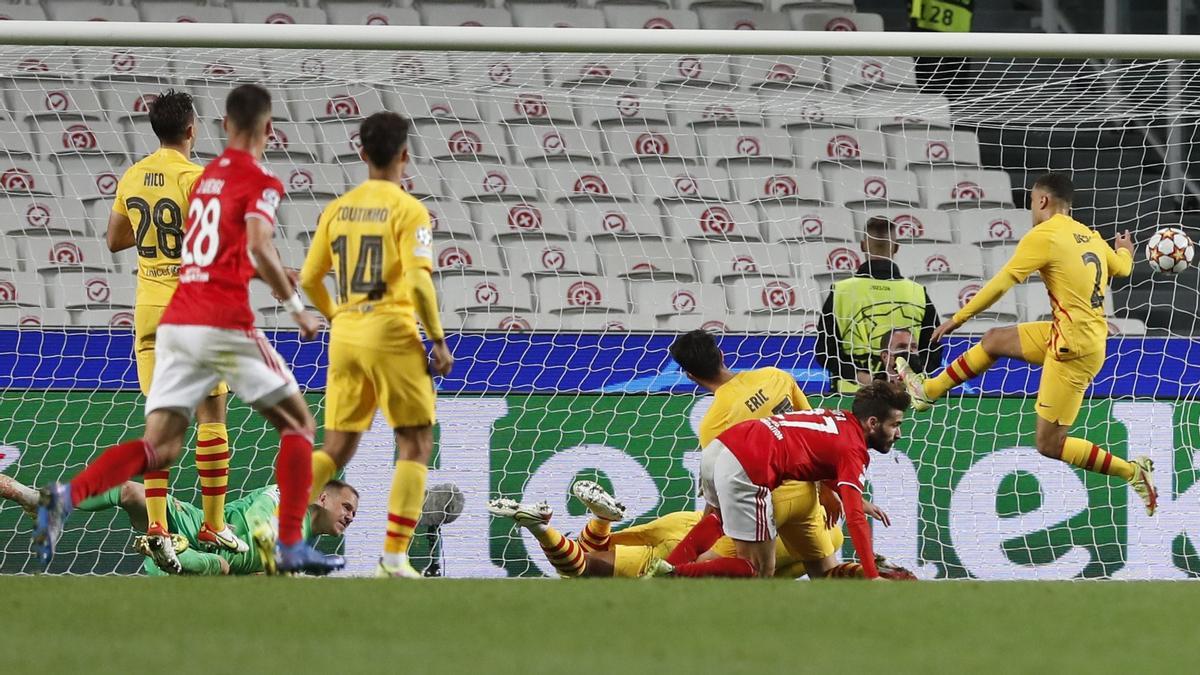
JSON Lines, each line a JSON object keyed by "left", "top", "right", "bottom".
{"left": 336, "top": 206, "right": 389, "bottom": 222}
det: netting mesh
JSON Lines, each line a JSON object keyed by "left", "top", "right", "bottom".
{"left": 0, "top": 45, "right": 1198, "bottom": 578}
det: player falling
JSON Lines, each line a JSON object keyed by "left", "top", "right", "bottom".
{"left": 106, "top": 89, "right": 244, "bottom": 568}
{"left": 897, "top": 172, "right": 1158, "bottom": 514}
{"left": 298, "top": 112, "right": 453, "bottom": 578}
{"left": 34, "top": 84, "right": 343, "bottom": 575}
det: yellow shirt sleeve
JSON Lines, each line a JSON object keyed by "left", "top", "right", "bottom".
{"left": 112, "top": 170, "right": 128, "bottom": 217}
{"left": 299, "top": 205, "right": 336, "bottom": 319}
{"left": 1105, "top": 244, "right": 1133, "bottom": 279}
{"left": 788, "top": 377, "right": 811, "bottom": 411}
{"left": 953, "top": 227, "right": 1052, "bottom": 324}
{"left": 697, "top": 398, "right": 727, "bottom": 448}
{"left": 398, "top": 199, "right": 442, "bottom": 340}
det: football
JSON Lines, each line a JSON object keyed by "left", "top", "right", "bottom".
{"left": 1145, "top": 227, "right": 1195, "bottom": 274}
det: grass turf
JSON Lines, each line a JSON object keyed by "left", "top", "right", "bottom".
{"left": 5, "top": 577, "right": 1198, "bottom": 674}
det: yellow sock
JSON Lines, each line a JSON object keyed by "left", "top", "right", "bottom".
{"left": 1059, "top": 437, "right": 1135, "bottom": 480}
{"left": 826, "top": 562, "right": 864, "bottom": 578}
{"left": 143, "top": 469, "right": 170, "bottom": 532}
{"left": 309, "top": 450, "right": 337, "bottom": 503}
{"left": 196, "top": 423, "right": 230, "bottom": 531}
{"left": 577, "top": 518, "right": 612, "bottom": 552}
{"left": 384, "top": 460, "right": 428, "bottom": 555}
{"left": 924, "top": 344, "right": 996, "bottom": 400}
{"left": 531, "top": 525, "right": 587, "bottom": 578}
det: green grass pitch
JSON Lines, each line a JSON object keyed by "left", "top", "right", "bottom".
{"left": 5, "top": 577, "right": 1197, "bottom": 673}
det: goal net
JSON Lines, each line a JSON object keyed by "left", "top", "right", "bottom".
{"left": 0, "top": 37, "right": 1198, "bottom": 579}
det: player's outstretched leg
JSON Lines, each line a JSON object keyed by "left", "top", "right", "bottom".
{"left": 194, "top": 417, "right": 247, "bottom": 554}
{"left": 898, "top": 341, "right": 998, "bottom": 412}
{"left": 132, "top": 531, "right": 184, "bottom": 574}
{"left": 32, "top": 483, "right": 72, "bottom": 570}
{"left": 571, "top": 480, "right": 625, "bottom": 552}
{"left": 1058, "top": 436, "right": 1158, "bottom": 515}
{"left": 489, "top": 498, "right": 587, "bottom": 578}
{"left": 0, "top": 473, "right": 39, "bottom": 519}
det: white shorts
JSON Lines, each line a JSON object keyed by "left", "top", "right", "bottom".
{"left": 145, "top": 324, "right": 300, "bottom": 417}
{"left": 699, "top": 439, "right": 776, "bottom": 543}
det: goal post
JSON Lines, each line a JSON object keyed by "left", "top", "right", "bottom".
{"left": 0, "top": 23, "right": 1197, "bottom": 578}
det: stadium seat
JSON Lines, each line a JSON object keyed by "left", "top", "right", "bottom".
{"left": 271, "top": 161, "right": 349, "bottom": 199}
{"left": 791, "top": 240, "right": 867, "bottom": 282}
{"left": 473, "top": 201, "right": 572, "bottom": 241}
{"left": 72, "top": 308, "right": 137, "bottom": 330}
{"left": 9, "top": 82, "right": 105, "bottom": 121}
{"left": 276, "top": 200, "right": 325, "bottom": 240}
{"left": 538, "top": 164, "right": 637, "bottom": 203}
{"left": 505, "top": 240, "right": 602, "bottom": 278}
{"left": 594, "top": 238, "right": 696, "bottom": 280}
{"left": 101, "top": 82, "right": 172, "bottom": 123}
{"left": 0, "top": 234, "right": 23, "bottom": 271}
{"left": 743, "top": 311, "right": 820, "bottom": 333}
{"left": 0, "top": 1, "right": 46, "bottom": 21}
{"left": 1016, "top": 281, "right": 1054, "bottom": 322}
{"left": 288, "top": 85, "right": 387, "bottom": 123}
{"left": 384, "top": 86, "right": 484, "bottom": 124}
{"left": 548, "top": 55, "right": 642, "bottom": 88}
{"left": 489, "top": 90, "right": 577, "bottom": 125}
{"left": 173, "top": 54, "right": 263, "bottom": 87}
{"left": 768, "top": 0, "right": 857, "bottom": 9}
{"left": 0, "top": 47, "right": 78, "bottom": 82}
{"left": 425, "top": 198, "right": 475, "bottom": 239}
{"left": 411, "top": 121, "right": 508, "bottom": 163}
{"left": 697, "top": 8, "right": 791, "bottom": 30}
{"left": 459, "top": 311, "right": 554, "bottom": 332}
{"left": 574, "top": 89, "right": 669, "bottom": 128}
{"left": 440, "top": 275, "right": 534, "bottom": 314}
{"left": 30, "top": 118, "right": 126, "bottom": 160}
{"left": 263, "top": 121, "right": 322, "bottom": 162}
{"left": 895, "top": 243, "right": 985, "bottom": 281}
{"left": 918, "top": 168, "right": 1015, "bottom": 209}
{"left": 0, "top": 196, "right": 89, "bottom": 236}
{"left": 271, "top": 231, "right": 308, "bottom": 270}
{"left": 856, "top": 93, "right": 953, "bottom": 131}
{"left": 440, "top": 162, "right": 541, "bottom": 201}
{"left": 83, "top": 49, "right": 175, "bottom": 84}
{"left": 662, "top": 201, "right": 760, "bottom": 240}
{"left": 0, "top": 307, "right": 72, "bottom": 327}
{"left": 729, "top": 165, "right": 823, "bottom": 203}
{"left": 659, "top": 313, "right": 736, "bottom": 333}
{"left": 511, "top": 6, "right": 606, "bottom": 28}
{"left": 632, "top": 164, "right": 731, "bottom": 202}
{"left": 759, "top": 205, "right": 855, "bottom": 242}
{"left": 794, "top": 128, "right": 888, "bottom": 168}
{"left": 432, "top": 239, "right": 505, "bottom": 276}
{"left": 508, "top": 125, "right": 604, "bottom": 164}
{"left": 122, "top": 118, "right": 184, "bottom": 158}
{"left": 642, "top": 54, "right": 737, "bottom": 89}
{"left": 602, "top": 7, "right": 700, "bottom": 30}
{"left": 0, "top": 119, "right": 35, "bottom": 156}
{"left": 826, "top": 56, "right": 918, "bottom": 91}
{"left": 854, "top": 208, "right": 953, "bottom": 243}
{"left": 573, "top": 202, "right": 667, "bottom": 239}
{"left": 313, "top": 119, "right": 374, "bottom": 162}
{"left": 47, "top": 270, "right": 136, "bottom": 309}
{"left": 629, "top": 280, "right": 725, "bottom": 319}
{"left": 824, "top": 168, "right": 921, "bottom": 209}
{"left": 759, "top": 89, "right": 858, "bottom": 129}
{"left": 535, "top": 276, "right": 627, "bottom": 314}
{"left": 926, "top": 279, "right": 1019, "bottom": 322}
{"left": 421, "top": 6, "right": 514, "bottom": 28}
{"left": 0, "top": 157, "right": 58, "bottom": 196}
{"left": 57, "top": 156, "right": 127, "bottom": 203}
{"left": 1107, "top": 317, "right": 1148, "bottom": 336}
{"left": 696, "top": 127, "right": 794, "bottom": 165}
{"left": 0, "top": 269, "right": 40, "bottom": 305}
{"left": 450, "top": 53, "right": 546, "bottom": 89}
{"left": 725, "top": 276, "right": 821, "bottom": 315}
{"left": 790, "top": 11, "right": 885, "bottom": 32}
{"left": 980, "top": 244, "right": 1016, "bottom": 278}
{"left": 690, "top": 241, "right": 791, "bottom": 282}
{"left": 669, "top": 91, "right": 765, "bottom": 128}
{"left": 138, "top": 2, "right": 233, "bottom": 23}
{"left": 396, "top": 167, "right": 444, "bottom": 199}
{"left": 229, "top": 3, "right": 328, "bottom": 25}
{"left": 557, "top": 311, "right": 656, "bottom": 332}
{"left": 738, "top": 56, "right": 827, "bottom": 90}
{"left": 363, "top": 52, "right": 453, "bottom": 84}
{"left": 885, "top": 130, "right": 983, "bottom": 169}
{"left": 323, "top": 5, "right": 420, "bottom": 26}
{"left": 606, "top": 126, "right": 699, "bottom": 164}
{"left": 954, "top": 208, "right": 1033, "bottom": 246}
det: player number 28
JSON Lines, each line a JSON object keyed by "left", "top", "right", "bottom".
{"left": 182, "top": 197, "right": 221, "bottom": 268}
{"left": 126, "top": 197, "right": 184, "bottom": 259}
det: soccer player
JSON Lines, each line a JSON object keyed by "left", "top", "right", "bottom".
{"left": 299, "top": 112, "right": 453, "bottom": 579}
{"left": 661, "top": 381, "right": 910, "bottom": 579}
{"left": 34, "top": 84, "right": 343, "bottom": 575}
{"left": 105, "top": 89, "right": 244, "bottom": 558}
{"left": 896, "top": 172, "right": 1158, "bottom": 515}
{"left": 2, "top": 474, "right": 356, "bottom": 575}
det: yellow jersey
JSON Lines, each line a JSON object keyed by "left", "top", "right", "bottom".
{"left": 300, "top": 179, "right": 435, "bottom": 352}
{"left": 112, "top": 147, "right": 202, "bottom": 307}
{"left": 954, "top": 213, "right": 1133, "bottom": 358}
{"left": 697, "top": 367, "right": 811, "bottom": 447}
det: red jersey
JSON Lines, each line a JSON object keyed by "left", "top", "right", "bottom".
{"left": 718, "top": 408, "right": 879, "bottom": 578}
{"left": 161, "top": 148, "right": 284, "bottom": 331}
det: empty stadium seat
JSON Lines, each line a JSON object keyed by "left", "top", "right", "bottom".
{"left": 538, "top": 165, "right": 637, "bottom": 203}
{"left": 826, "top": 56, "right": 918, "bottom": 91}
{"left": 697, "top": 127, "right": 794, "bottom": 165}
{"left": 368, "top": 52, "right": 453, "bottom": 84}
{"left": 659, "top": 313, "right": 735, "bottom": 333}
{"left": 489, "top": 90, "right": 577, "bottom": 125}
{"left": 602, "top": 7, "right": 700, "bottom": 30}
{"left": 0, "top": 269, "right": 40, "bottom": 305}
{"left": 288, "top": 85, "right": 387, "bottom": 123}
{"left": 9, "top": 82, "right": 105, "bottom": 120}
{"left": 314, "top": 119, "right": 373, "bottom": 162}
{"left": 0, "top": 196, "right": 88, "bottom": 236}
{"left": 0, "top": 235, "right": 22, "bottom": 271}
{"left": 21, "top": 235, "right": 114, "bottom": 273}
{"left": 824, "top": 168, "right": 921, "bottom": 208}
{"left": 794, "top": 128, "right": 888, "bottom": 168}
{"left": 505, "top": 240, "right": 601, "bottom": 277}
{"left": 669, "top": 92, "right": 765, "bottom": 128}
{"left": 691, "top": 241, "right": 791, "bottom": 282}
{"left": 0, "top": 119, "right": 35, "bottom": 156}
{"left": 594, "top": 238, "right": 696, "bottom": 280}
{"left": 895, "top": 244, "right": 985, "bottom": 281}
{"left": 955, "top": 208, "right": 1033, "bottom": 246}
{"left": 323, "top": 4, "right": 420, "bottom": 26}
{"left": 886, "top": 130, "right": 982, "bottom": 169}
{"left": 421, "top": 6, "right": 514, "bottom": 28}
{"left": 31, "top": 118, "right": 126, "bottom": 160}
{"left": 558, "top": 311, "right": 656, "bottom": 332}
{"left": 508, "top": 125, "right": 604, "bottom": 164}
{"left": 72, "top": 308, "right": 137, "bottom": 329}
{"left": 396, "top": 168, "right": 444, "bottom": 199}
{"left": 663, "top": 202, "right": 760, "bottom": 241}
{"left": 697, "top": 8, "right": 791, "bottom": 30}
{"left": 791, "top": 241, "right": 867, "bottom": 281}
{"left": 412, "top": 121, "right": 507, "bottom": 163}
{"left": 230, "top": 3, "right": 328, "bottom": 25}
{"left": 432, "top": 239, "right": 505, "bottom": 276}
{"left": 0, "top": 1, "right": 46, "bottom": 21}
{"left": 0, "top": 157, "right": 58, "bottom": 195}
{"left": 385, "top": 86, "right": 484, "bottom": 123}
{"left": 272, "top": 232, "right": 307, "bottom": 270}
{"left": 0, "top": 307, "right": 72, "bottom": 327}
{"left": 139, "top": 2, "right": 233, "bottom": 23}
{"left": 739, "top": 56, "right": 827, "bottom": 90}
{"left": 450, "top": 53, "right": 545, "bottom": 89}
{"left": 1016, "top": 281, "right": 1053, "bottom": 322}
{"left": 575, "top": 89, "right": 668, "bottom": 128}
{"left": 536, "top": 276, "right": 627, "bottom": 313}
{"left": 642, "top": 54, "right": 736, "bottom": 89}
{"left": 926, "top": 279, "right": 1019, "bottom": 322}
{"left": 726, "top": 276, "right": 821, "bottom": 315}
{"left": 440, "top": 162, "right": 541, "bottom": 201}
{"left": 633, "top": 164, "right": 731, "bottom": 202}
{"left": 425, "top": 199, "right": 474, "bottom": 239}
{"left": 856, "top": 93, "right": 953, "bottom": 131}
{"left": 743, "top": 311, "right": 820, "bottom": 333}
{"left": 263, "top": 121, "right": 322, "bottom": 162}
{"left": 606, "top": 126, "right": 699, "bottom": 164}
{"left": 511, "top": 6, "right": 606, "bottom": 28}
{"left": 759, "top": 205, "right": 855, "bottom": 242}
{"left": 855, "top": 208, "right": 953, "bottom": 243}
{"left": 83, "top": 49, "right": 174, "bottom": 83}
{"left": 918, "top": 168, "right": 1015, "bottom": 209}
{"left": 729, "top": 166, "right": 824, "bottom": 203}
{"left": 458, "top": 310, "right": 551, "bottom": 332}
{"left": 47, "top": 271, "right": 135, "bottom": 309}
{"left": 548, "top": 55, "right": 641, "bottom": 88}
{"left": 573, "top": 203, "right": 667, "bottom": 239}
{"left": 629, "top": 281, "right": 725, "bottom": 318}
{"left": 57, "top": 155, "right": 126, "bottom": 203}
{"left": 0, "top": 47, "right": 77, "bottom": 81}
{"left": 760, "top": 90, "right": 858, "bottom": 129}
{"left": 791, "top": 11, "right": 885, "bottom": 31}
{"left": 980, "top": 244, "right": 1016, "bottom": 278}
{"left": 276, "top": 201, "right": 325, "bottom": 239}
{"left": 474, "top": 202, "right": 572, "bottom": 241}
{"left": 272, "top": 161, "right": 349, "bottom": 199}
{"left": 101, "top": 82, "right": 170, "bottom": 123}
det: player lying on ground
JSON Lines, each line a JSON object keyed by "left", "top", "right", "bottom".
{"left": 107, "top": 89, "right": 244, "bottom": 555}
{"left": 34, "top": 83, "right": 343, "bottom": 576}
{"left": 896, "top": 172, "right": 1157, "bottom": 514}
{"left": 489, "top": 481, "right": 914, "bottom": 579}
{"left": 299, "top": 112, "right": 454, "bottom": 579}
{"left": 2, "top": 474, "right": 356, "bottom": 575}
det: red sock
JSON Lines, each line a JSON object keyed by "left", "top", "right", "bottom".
{"left": 276, "top": 431, "right": 313, "bottom": 546}
{"left": 672, "top": 557, "right": 756, "bottom": 578}
{"left": 70, "top": 439, "right": 154, "bottom": 506}
{"left": 665, "top": 512, "right": 725, "bottom": 565}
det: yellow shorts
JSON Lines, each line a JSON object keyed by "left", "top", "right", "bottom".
{"left": 610, "top": 511, "right": 703, "bottom": 578}
{"left": 708, "top": 481, "right": 837, "bottom": 563}
{"left": 134, "top": 304, "right": 227, "bottom": 398}
{"left": 325, "top": 338, "right": 435, "bottom": 432}
{"left": 1017, "top": 321, "right": 1104, "bottom": 426}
